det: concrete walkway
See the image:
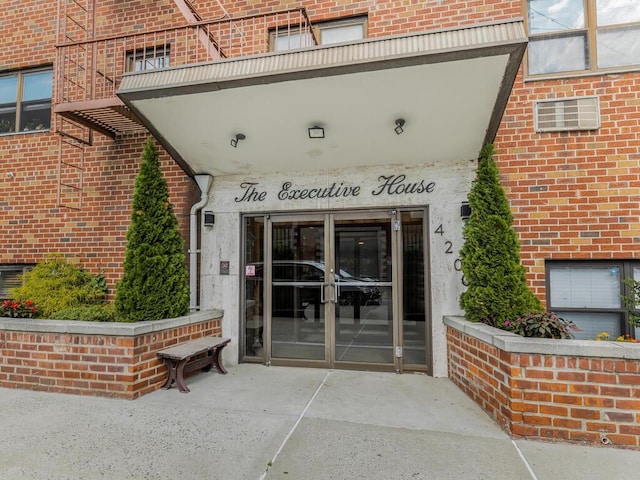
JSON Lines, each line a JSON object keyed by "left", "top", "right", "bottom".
{"left": 1, "top": 365, "right": 638, "bottom": 479}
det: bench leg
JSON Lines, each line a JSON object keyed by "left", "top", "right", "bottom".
{"left": 175, "top": 359, "right": 190, "bottom": 393}
{"left": 161, "top": 359, "right": 178, "bottom": 390}
{"left": 212, "top": 344, "right": 228, "bottom": 375}
{"left": 161, "top": 358, "right": 191, "bottom": 393}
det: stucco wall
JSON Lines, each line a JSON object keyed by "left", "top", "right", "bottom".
{"left": 201, "top": 162, "right": 474, "bottom": 374}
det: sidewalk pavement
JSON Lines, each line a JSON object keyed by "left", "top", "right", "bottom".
{"left": 1, "top": 364, "right": 639, "bottom": 480}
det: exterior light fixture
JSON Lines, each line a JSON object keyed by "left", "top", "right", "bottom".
{"left": 308, "top": 126, "right": 325, "bottom": 139}
{"left": 230, "top": 133, "right": 246, "bottom": 147}
{"left": 394, "top": 118, "right": 405, "bottom": 135}
{"left": 461, "top": 202, "right": 472, "bottom": 220}
{"left": 203, "top": 211, "right": 215, "bottom": 227}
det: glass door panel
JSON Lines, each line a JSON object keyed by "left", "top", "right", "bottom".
{"left": 270, "top": 218, "right": 326, "bottom": 361}
{"left": 333, "top": 216, "right": 395, "bottom": 365}
{"left": 254, "top": 209, "right": 429, "bottom": 371}
{"left": 244, "top": 217, "right": 265, "bottom": 358}
{"left": 401, "top": 211, "right": 427, "bottom": 365}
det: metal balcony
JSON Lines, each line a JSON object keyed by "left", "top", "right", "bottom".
{"left": 54, "top": 8, "right": 316, "bottom": 138}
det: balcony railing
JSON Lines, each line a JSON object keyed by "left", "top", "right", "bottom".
{"left": 54, "top": 8, "right": 316, "bottom": 136}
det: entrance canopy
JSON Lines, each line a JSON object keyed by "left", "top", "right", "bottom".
{"left": 117, "top": 20, "right": 527, "bottom": 177}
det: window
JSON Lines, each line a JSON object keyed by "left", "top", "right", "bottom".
{"left": 126, "top": 45, "right": 170, "bottom": 72}
{"left": 534, "top": 96, "right": 600, "bottom": 132}
{"left": 273, "top": 30, "right": 315, "bottom": 51}
{"left": 317, "top": 18, "right": 366, "bottom": 45}
{"left": 525, "top": 0, "right": 640, "bottom": 76}
{"left": 0, "top": 265, "right": 32, "bottom": 300}
{"left": 546, "top": 261, "right": 639, "bottom": 339}
{"left": 0, "top": 69, "right": 52, "bottom": 134}
{"left": 271, "top": 16, "right": 366, "bottom": 52}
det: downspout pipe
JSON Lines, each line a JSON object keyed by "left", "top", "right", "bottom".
{"left": 189, "top": 174, "right": 213, "bottom": 311}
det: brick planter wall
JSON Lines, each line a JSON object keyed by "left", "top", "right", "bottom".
{"left": 445, "top": 316, "right": 640, "bottom": 449}
{"left": 0, "top": 310, "right": 223, "bottom": 399}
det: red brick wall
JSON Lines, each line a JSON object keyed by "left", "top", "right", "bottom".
{"left": 0, "top": 1, "right": 200, "bottom": 295}
{"left": 447, "top": 321, "right": 640, "bottom": 449}
{"left": 191, "top": 0, "right": 520, "bottom": 32}
{"left": 0, "top": 0, "right": 520, "bottom": 294}
{"left": 0, "top": 132, "right": 197, "bottom": 296}
{"left": 4, "top": 0, "right": 639, "bottom": 307}
{"left": 496, "top": 72, "right": 640, "bottom": 303}
{"left": 0, "top": 314, "right": 222, "bottom": 399}
{"left": 1, "top": 0, "right": 197, "bottom": 294}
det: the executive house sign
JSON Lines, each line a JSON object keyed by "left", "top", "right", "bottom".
{"left": 234, "top": 175, "right": 436, "bottom": 203}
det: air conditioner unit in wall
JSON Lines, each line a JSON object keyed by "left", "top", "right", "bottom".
{"left": 534, "top": 96, "right": 600, "bottom": 133}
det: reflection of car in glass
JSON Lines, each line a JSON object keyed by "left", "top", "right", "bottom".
{"left": 248, "top": 260, "right": 381, "bottom": 317}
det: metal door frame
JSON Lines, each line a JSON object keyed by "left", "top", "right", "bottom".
{"left": 329, "top": 210, "right": 400, "bottom": 372}
{"left": 243, "top": 207, "right": 430, "bottom": 373}
{"left": 265, "top": 212, "right": 328, "bottom": 368}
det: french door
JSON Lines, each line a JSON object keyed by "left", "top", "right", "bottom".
{"left": 242, "top": 209, "right": 429, "bottom": 372}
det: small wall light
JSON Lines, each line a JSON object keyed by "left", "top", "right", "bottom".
{"left": 203, "top": 211, "right": 215, "bottom": 227}
{"left": 461, "top": 202, "right": 472, "bottom": 220}
{"left": 308, "top": 125, "right": 325, "bottom": 139}
{"left": 394, "top": 118, "right": 405, "bottom": 135}
{"left": 230, "top": 133, "right": 246, "bottom": 148}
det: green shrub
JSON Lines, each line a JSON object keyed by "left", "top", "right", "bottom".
{"left": 622, "top": 278, "right": 640, "bottom": 328}
{"left": 115, "top": 139, "right": 190, "bottom": 322}
{"left": 52, "top": 304, "right": 114, "bottom": 322}
{"left": 459, "top": 144, "right": 542, "bottom": 329}
{"left": 11, "top": 254, "right": 107, "bottom": 318}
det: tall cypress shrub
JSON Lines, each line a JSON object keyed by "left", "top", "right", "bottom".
{"left": 115, "top": 139, "right": 190, "bottom": 322}
{"left": 459, "top": 144, "right": 542, "bottom": 328}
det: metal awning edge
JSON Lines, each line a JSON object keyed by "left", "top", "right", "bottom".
{"left": 118, "top": 19, "right": 526, "bottom": 98}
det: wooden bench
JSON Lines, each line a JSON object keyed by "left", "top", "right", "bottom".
{"left": 157, "top": 337, "right": 230, "bottom": 393}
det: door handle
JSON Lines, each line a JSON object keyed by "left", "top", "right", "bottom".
{"left": 320, "top": 283, "right": 329, "bottom": 304}
{"left": 322, "top": 283, "right": 338, "bottom": 304}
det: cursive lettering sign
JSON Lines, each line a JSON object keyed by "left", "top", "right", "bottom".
{"left": 234, "top": 176, "right": 435, "bottom": 202}
{"left": 277, "top": 181, "right": 360, "bottom": 201}
{"left": 235, "top": 182, "right": 267, "bottom": 202}
{"left": 371, "top": 175, "right": 435, "bottom": 196}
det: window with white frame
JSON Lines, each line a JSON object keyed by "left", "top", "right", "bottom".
{"left": 0, "top": 69, "right": 52, "bottom": 134}
{"left": 271, "top": 16, "right": 367, "bottom": 52}
{"left": 525, "top": 0, "right": 640, "bottom": 76}
{"left": 126, "top": 45, "right": 170, "bottom": 72}
{"left": 546, "top": 261, "right": 640, "bottom": 339}
{"left": 0, "top": 265, "right": 32, "bottom": 300}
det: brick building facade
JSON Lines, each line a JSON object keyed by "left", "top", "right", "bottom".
{"left": 1, "top": 1, "right": 639, "bottom": 376}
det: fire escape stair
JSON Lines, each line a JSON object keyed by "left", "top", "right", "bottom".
{"left": 55, "top": 0, "right": 220, "bottom": 139}
{"left": 54, "top": 98, "right": 146, "bottom": 139}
